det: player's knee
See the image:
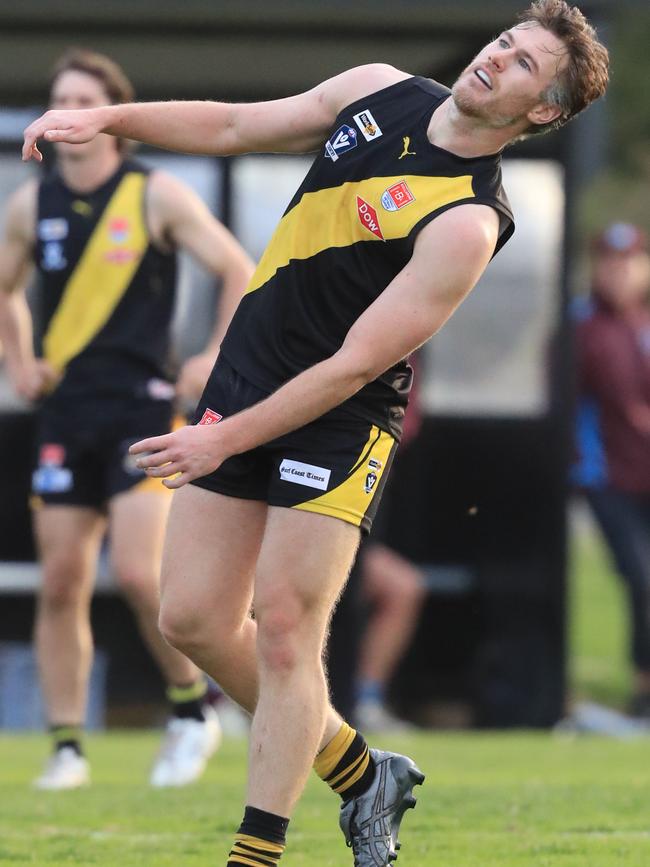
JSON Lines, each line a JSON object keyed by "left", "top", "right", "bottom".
{"left": 255, "top": 594, "right": 311, "bottom": 673}
{"left": 39, "top": 559, "right": 86, "bottom": 609}
{"left": 158, "top": 599, "right": 208, "bottom": 657}
{"left": 393, "top": 574, "right": 427, "bottom": 610}
{"left": 113, "top": 564, "right": 156, "bottom": 604}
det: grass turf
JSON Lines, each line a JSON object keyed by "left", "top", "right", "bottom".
{"left": 1, "top": 731, "right": 650, "bottom": 866}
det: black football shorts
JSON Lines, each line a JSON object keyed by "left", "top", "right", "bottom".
{"left": 191, "top": 357, "right": 398, "bottom": 534}
{"left": 32, "top": 396, "right": 175, "bottom": 509}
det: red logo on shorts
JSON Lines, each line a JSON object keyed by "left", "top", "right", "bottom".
{"left": 199, "top": 408, "right": 223, "bottom": 425}
{"left": 40, "top": 443, "right": 65, "bottom": 466}
{"left": 356, "top": 197, "right": 385, "bottom": 241}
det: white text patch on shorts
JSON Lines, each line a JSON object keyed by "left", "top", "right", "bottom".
{"left": 279, "top": 459, "right": 331, "bottom": 491}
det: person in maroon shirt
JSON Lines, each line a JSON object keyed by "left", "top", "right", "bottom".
{"left": 574, "top": 222, "right": 650, "bottom": 717}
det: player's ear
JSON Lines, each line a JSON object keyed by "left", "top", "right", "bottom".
{"left": 527, "top": 100, "right": 562, "bottom": 128}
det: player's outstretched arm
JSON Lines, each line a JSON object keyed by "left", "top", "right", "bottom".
{"left": 23, "top": 64, "right": 408, "bottom": 162}
{"left": 130, "top": 204, "right": 499, "bottom": 488}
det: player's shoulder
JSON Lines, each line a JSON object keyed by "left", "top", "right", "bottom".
{"left": 319, "top": 64, "right": 414, "bottom": 115}
{"left": 146, "top": 167, "right": 197, "bottom": 213}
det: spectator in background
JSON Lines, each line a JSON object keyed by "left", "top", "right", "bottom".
{"left": 573, "top": 223, "right": 650, "bottom": 718}
{"left": 355, "top": 360, "right": 427, "bottom": 731}
{"left": 0, "top": 50, "right": 253, "bottom": 789}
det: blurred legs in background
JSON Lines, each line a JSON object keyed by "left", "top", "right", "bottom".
{"left": 32, "top": 488, "right": 220, "bottom": 790}
{"left": 585, "top": 488, "right": 650, "bottom": 717}
{"left": 355, "top": 543, "right": 427, "bottom": 731}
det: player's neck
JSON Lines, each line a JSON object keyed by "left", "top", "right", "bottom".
{"left": 427, "top": 97, "right": 520, "bottom": 159}
{"left": 57, "top": 148, "right": 122, "bottom": 194}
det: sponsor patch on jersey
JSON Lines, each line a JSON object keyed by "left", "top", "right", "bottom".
{"left": 103, "top": 249, "right": 140, "bottom": 265}
{"left": 109, "top": 217, "right": 130, "bottom": 244}
{"left": 356, "top": 197, "right": 385, "bottom": 241}
{"left": 381, "top": 181, "right": 415, "bottom": 211}
{"left": 41, "top": 241, "right": 67, "bottom": 271}
{"left": 353, "top": 109, "right": 383, "bottom": 142}
{"left": 198, "top": 408, "right": 223, "bottom": 425}
{"left": 38, "top": 218, "right": 68, "bottom": 242}
{"left": 279, "top": 459, "right": 331, "bottom": 491}
{"left": 325, "top": 124, "right": 358, "bottom": 162}
{"left": 39, "top": 443, "right": 65, "bottom": 466}
{"left": 368, "top": 458, "right": 382, "bottom": 470}
{"left": 32, "top": 466, "right": 73, "bottom": 494}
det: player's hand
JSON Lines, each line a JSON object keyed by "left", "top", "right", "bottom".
{"left": 129, "top": 423, "right": 226, "bottom": 489}
{"left": 175, "top": 352, "right": 216, "bottom": 402}
{"left": 11, "top": 358, "right": 60, "bottom": 401}
{"left": 22, "top": 107, "right": 108, "bottom": 162}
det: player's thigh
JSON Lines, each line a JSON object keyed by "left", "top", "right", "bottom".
{"left": 107, "top": 488, "right": 171, "bottom": 586}
{"left": 33, "top": 505, "right": 106, "bottom": 597}
{"left": 253, "top": 506, "right": 361, "bottom": 635}
{"left": 160, "top": 484, "right": 268, "bottom": 630}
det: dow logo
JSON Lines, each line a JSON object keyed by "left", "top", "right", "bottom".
{"left": 356, "top": 196, "right": 385, "bottom": 241}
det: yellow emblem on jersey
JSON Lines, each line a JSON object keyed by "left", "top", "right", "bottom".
{"left": 399, "top": 136, "right": 416, "bottom": 159}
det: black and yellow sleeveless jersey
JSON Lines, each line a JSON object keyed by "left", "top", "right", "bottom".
{"left": 35, "top": 158, "right": 177, "bottom": 400}
{"left": 221, "top": 76, "right": 515, "bottom": 438}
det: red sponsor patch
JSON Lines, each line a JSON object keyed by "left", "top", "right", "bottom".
{"left": 109, "top": 217, "right": 130, "bottom": 243}
{"left": 199, "top": 408, "right": 223, "bottom": 425}
{"left": 356, "top": 196, "right": 385, "bottom": 241}
{"left": 40, "top": 443, "right": 65, "bottom": 466}
{"left": 104, "top": 249, "right": 139, "bottom": 265}
{"left": 382, "top": 181, "right": 415, "bottom": 211}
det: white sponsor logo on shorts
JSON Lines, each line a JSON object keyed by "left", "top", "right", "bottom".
{"left": 279, "top": 459, "right": 331, "bottom": 491}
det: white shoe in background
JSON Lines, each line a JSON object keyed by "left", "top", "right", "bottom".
{"left": 150, "top": 705, "right": 222, "bottom": 787}
{"left": 355, "top": 700, "right": 415, "bottom": 733}
{"left": 33, "top": 747, "right": 90, "bottom": 790}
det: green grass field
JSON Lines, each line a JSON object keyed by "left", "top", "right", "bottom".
{"left": 1, "top": 523, "right": 645, "bottom": 867}
{"left": 2, "top": 732, "right": 650, "bottom": 866}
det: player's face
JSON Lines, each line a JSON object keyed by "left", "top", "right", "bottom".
{"left": 452, "top": 23, "right": 569, "bottom": 132}
{"left": 49, "top": 69, "right": 117, "bottom": 159}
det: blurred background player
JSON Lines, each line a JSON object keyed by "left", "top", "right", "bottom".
{"left": 573, "top": 223, "right": 650, "bottom": 719}
{"left": 0, "top": 49, "right": 254, "bottom": 789}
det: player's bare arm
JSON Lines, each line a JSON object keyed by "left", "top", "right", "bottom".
{"left": 147, "top": 170, "right": 255, "bottom": 399}
{"left": 131, "top": 204, "right": 499, "bottom": 487}
{"left": 23, "top": 64, "right": 409, "bottom": 162}
{"left": 0, "top": 180, "right": 58, "bottom": 399}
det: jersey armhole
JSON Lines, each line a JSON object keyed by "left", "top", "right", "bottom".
{"left": 409, "top": 198, "right": 515, "bottom": 259}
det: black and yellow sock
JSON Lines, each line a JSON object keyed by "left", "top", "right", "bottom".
{"left": 167, "top": 679, "right": 208, "bottom": 722}
{"left": 50, "top": 724, "right": 83, "bottom": 757}
{"left": 314, "top": 721, "right": 376, "bottom": 801}
{"left": 227, "top": 806, "right": 288, "bottom": 865}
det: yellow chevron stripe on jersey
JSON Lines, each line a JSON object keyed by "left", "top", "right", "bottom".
{"left": 245, "top": 173, "right": 474, "bottom": 296}
{"left": 293, "top": 425, "right": 394, "bottom": 526}
{"left": 43, "top": 173, "right": 148, "bottom": 373}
